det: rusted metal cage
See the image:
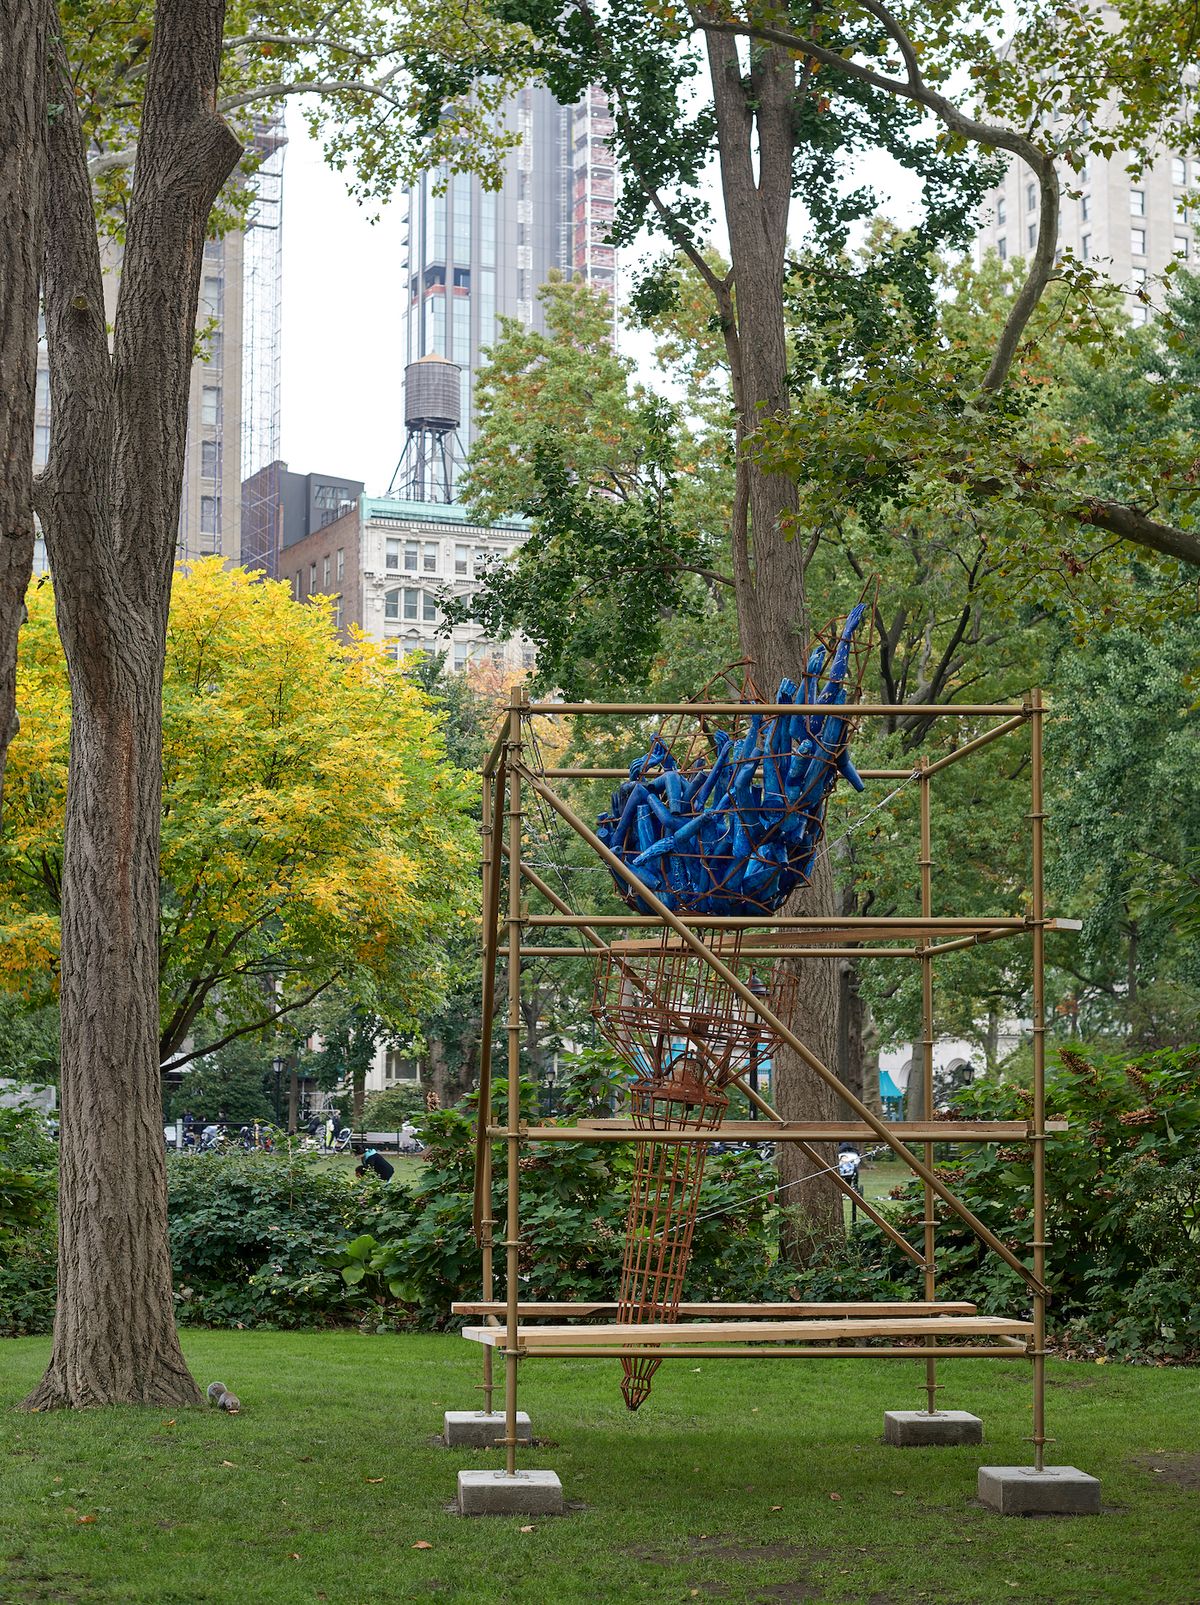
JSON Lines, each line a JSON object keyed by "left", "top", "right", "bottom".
{"left": 593, "top": 937, "right": 798, "bottom": 1407}
{"left": 592, "top": 935, "right": 798, "bottom": 1094}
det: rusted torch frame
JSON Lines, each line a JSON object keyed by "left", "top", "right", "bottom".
{"left": 473, "top": 692, "right": 1054, "bottom": 1478}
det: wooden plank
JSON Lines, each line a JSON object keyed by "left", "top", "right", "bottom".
{"left": 507, "top": 1345, "right": 1030, "bottom": 1360}
{"left": 451, "top": 1300, "right": 979, "bottom": 1318}
{"left": 507, "top": 1120, "right": 1068, "bottom": 1143}
{"left": 461, "top": 1316, "right": 1035, "bottom": 1348}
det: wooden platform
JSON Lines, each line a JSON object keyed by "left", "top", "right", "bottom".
{"left": 495, "top": 1120, "right": 1068, "bottom": 1144}
{"left": 460, "top": 1313, "right": 1034, "bottom": 1358}
{"left": 452, "top": 1300, "right": 980, "bottom": 1319}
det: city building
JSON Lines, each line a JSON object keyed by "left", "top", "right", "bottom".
{"left": 33, "top": 116, "right": 286, "bottom": 574}
{"left": 401, "top": 84, "right": 617, "bottom": 488}
{"left": 975, "top": 145, "right": 1195, "bottom": 325}
{"left": 281, "top": 489, "right": 531, "bottom": 672}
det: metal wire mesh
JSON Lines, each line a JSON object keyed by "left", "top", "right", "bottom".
{"left": 593, "top": 937, "right": 797, "bottom": 1408}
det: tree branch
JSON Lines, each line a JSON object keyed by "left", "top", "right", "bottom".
{"left": 1076, "top": 499, "right": 1200, "bottom": 567}
{"left": 160, "top": 976, "right": 338, "bottom": 1072}
{"left": 695, "top": 4, "right": 1060, "bottom": 393}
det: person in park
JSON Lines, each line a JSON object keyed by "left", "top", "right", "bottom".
{"left": 356, "top": 1149, "right": 395, "bottom": 1183}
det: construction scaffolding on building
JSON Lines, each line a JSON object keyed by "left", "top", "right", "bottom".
{"left": 239, "top": 114, "right": 287, "bottom": 576}
{"left": 450, "top": 684, "right": 1101, "bottom": 1516}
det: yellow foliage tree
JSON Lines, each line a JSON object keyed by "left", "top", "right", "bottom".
{"left": 0, "top": 561, "right": 478, "bottom": 1069}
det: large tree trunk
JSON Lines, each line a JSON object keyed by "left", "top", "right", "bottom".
{"left": 25, "top": 1, "right": 240, "bottom": 1410}
{"left": 0, "top": 0, "right": 47, "bottom": 820}
{"left": 705, "top": 33, "right": 843, "bottom": 1249}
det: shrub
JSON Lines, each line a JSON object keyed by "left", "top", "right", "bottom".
{"left": 360, "top": 1085, "right": 426, "bottom": 1130}
{"left": 0, "top": 1107, "right": 58, "bottom": 1336}
{"left": 864, "top": 1045, "right": 1200, "bottom": 1359}
{"left": 166, "top": 1150, "right": 414, "bottom": 1329}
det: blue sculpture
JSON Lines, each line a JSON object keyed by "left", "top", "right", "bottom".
{"left": 597, "top": 605, "right": 868, "bottom": 914}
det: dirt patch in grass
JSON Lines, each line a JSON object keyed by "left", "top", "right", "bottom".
{"left": 1131, "top": 1451, "right": 1200, "bottom": 1489}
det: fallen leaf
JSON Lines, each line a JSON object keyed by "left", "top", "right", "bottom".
{"left": 222, "top": 1461, "right": 237, "bottom": 1468}
{"left": 366, "top": 1477, "right": 384, "bottom": 1484}
{"left": 891, "top": 1489, "right": 905, "bottom": 1496}
{"left": 1095, "top": 1356, "right": 1108, "bottom": 1365}
{"left": 412, "top": 1541, "right": 433, "bottom": 1551}
{"left": 289, "top": 1553, "right": 300, "bottom": 1561}
{"left": 829, "top": 1492, "right": 842, "bottom": 1502}
{"left": 751, "top": 1407, "right": 759, "bottom": 1413}
{"left": 76, "top": 1515, "right": 97, "bottom": 1525}
{"left": 770, "top": 1505, "right": 783, "bottom": 1512}
{"left": 161, "top": 1419, "right": 176, "bottom": 1429}
{"left": 519, "top": 1524, "right": 536, "bottom": 1532}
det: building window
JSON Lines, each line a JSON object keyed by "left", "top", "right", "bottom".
{"left": 403, "top": 588, "right": 419, "bottom": 621}
{"left": 206, "top": 331, "right": 222, "bottom": 369}
{"left": 294, "top": 571, "right": 302, "bottom": 599}
{"left": 1131, "top": 266, "right": 1147, "bottom": 287}
{"left": 996, "top": 198, "right": 1006, "bottom": 226}
{"left": 201, "top": 275, "right": 223, "bottom": 316}
{"left": 1026, "top": 181, "right": 1036, "bottom": 212}
{"left": 1131, "top": 302, "right": 1149, "bottom": 326}
{"left": 333, "top": 595, "right": 344, "bottom": 630}
{"left": 323, "top": 556, "right": 331, "bottom": 587}
{"left": 1080, "top": 158, "right": 1090, "bottom": 182}
{"left": 384, "top": 587, "right": 400, "bottom": 620}
{"left": 1175, "top": 236, "right": 1190, "bottom": 259}
{"left": 201, "top": 495, "right": 220, "bottom": 534}
{"left": 384, "top": 1050, "right": 419, "bottom": 1082}
{"left": 1130, "top": 189, "right": 1145, "bottom": 216}
{"left": 201, "top": 386, "right": 220, "bottom": 427}
{"left": 422, "top": 541, "right": 438, "bottom": 573}
{"left": 1131, "top": 228, "right": 1146, "bottom": 256}
{"left": 386, "top": 538, "right": 400, "bottom": 571}
{"left": 1027, "top": 222, "right": 1037, "bottom": 248}
{"left": 1172, "top": 156, "right": 1186, "bottom": 186}
{"left": 522, "top": 647, "right": 536, "bottom": 670}
{"left": 309, "top": 562, "right": 317, "bottom": 591}
{"left": 33, "top": 424, "right": 50, "bottom": 467}
{"left": 1081, "top": 234, "right": 1091, "bottom": 260}
{"left": 1080, "top": 194, "right": 1090, "bottom": 221}
{"left": 35, "top": 368, "right": 50, "bottom": 411}
{"left": 337, "top": 548, "right": 345, "bottom": 581}
{"left": 404, "top": 541, "right": 419, "bottom": 572}
{"left": 455, "top": 543, "right": 469, "bottom": 575}
{"left": 998, "top": 237, "right": 1007, "bottom": 261}
{"left": 453, "top": 641, "right": 469, "bottom": 670}
{"left": 201, "top": 440, "right": 220, "bottom": 479}
{"left": 474, "top": 546, "right": 491, "bottom": 574}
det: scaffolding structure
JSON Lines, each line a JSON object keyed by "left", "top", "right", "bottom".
{"left": 239, "top": 114, "right": 287, "bottom": 576}
{"left": 459, "top": 687, "right": 1077, "bottom": 1484}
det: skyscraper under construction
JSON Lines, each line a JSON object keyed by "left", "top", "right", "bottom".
{"left": 399, "top": 84, "right": 616, "bottom": 492}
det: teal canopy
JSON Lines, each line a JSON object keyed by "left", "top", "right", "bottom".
{"left": 879, "top": 1068, "right": 903, "bottom": 1102}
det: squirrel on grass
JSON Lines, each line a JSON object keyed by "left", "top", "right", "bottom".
{"left": 206, "top": 1381, "right": 241, "bottom": 1413}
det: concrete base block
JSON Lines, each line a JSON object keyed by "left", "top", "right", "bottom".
{"left": 443, "top": 1411, "right": 531, "bottom": 1449}
{"left": 978, "top": 1465, "right": 1101, "bottom": 1516}
{"left": 884, "top": 1410, "right": 984, "bottom": 1447}
{"left": 457, "top": 1469, "right": 564, "bottom": 1517}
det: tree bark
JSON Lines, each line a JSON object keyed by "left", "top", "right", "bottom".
{"left": 703, "top": 31, "right": 844, "bottom": 1249}
{"left": 25, "top": 1, "right": 241, "bottom": 1410}
{"left": 0, "top": 0, "right": 47, "bottom": 823}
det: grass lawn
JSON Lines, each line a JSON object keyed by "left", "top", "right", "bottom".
{"left": 315, "top": 1152, "right": 426, "bottom": 1187}
{"left": 2, "top": 1336, "right": 1198, "bottom": 1604}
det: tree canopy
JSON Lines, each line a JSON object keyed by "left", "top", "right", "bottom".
{"left": 0, "top": 561, "right": 478, "bottom": 1068}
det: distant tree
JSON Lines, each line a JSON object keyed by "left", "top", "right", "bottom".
{"left": 1, "top": 562, "right": 477, "bottom": 1071}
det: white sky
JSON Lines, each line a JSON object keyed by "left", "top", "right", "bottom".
{"left": 279, "top": 115, "right": 925, "bottom": 497}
